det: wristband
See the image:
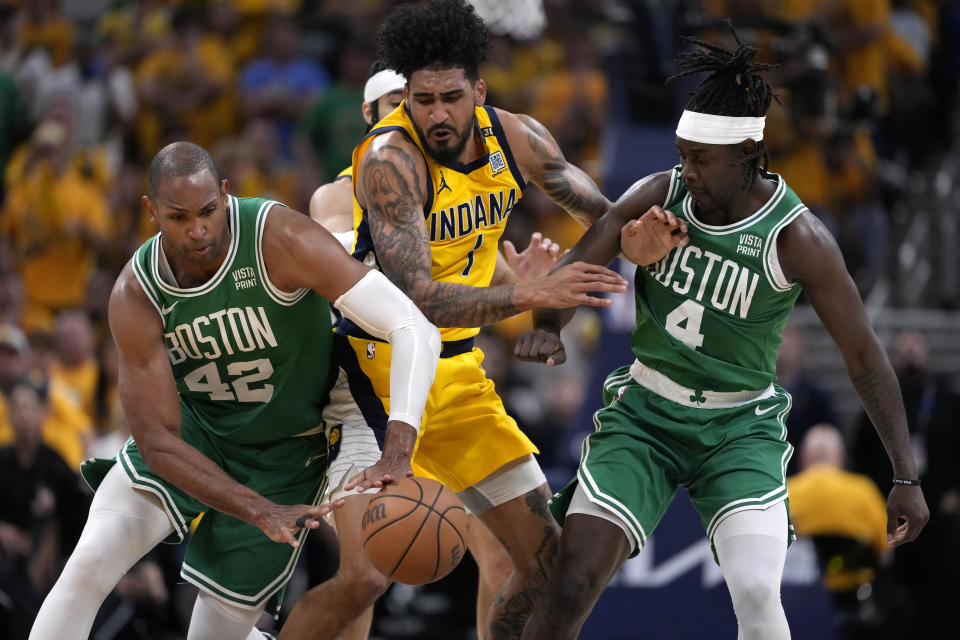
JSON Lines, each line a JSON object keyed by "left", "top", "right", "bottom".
{"left": 892, "top": 478, "right": 921, "bottom": 486}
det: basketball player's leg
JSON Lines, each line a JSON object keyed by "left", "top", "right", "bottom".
{"left": 454, "top": 455, "right": 558, "bottom": 640}
{"left": 279, "top": 493, "right": 389, "bottom": 640}
{"left": 279, "top": 360, "right": 391, "bottom": 640}
{"left": 713, "top": 503, "right": 790, "bottom": 640}
{"left": 520, "top": 484, "right": 634, "bottom": 640}
{"left": 467, "top": 514, "right": 514, "bottom": 637}
{"left": 187, "top": 591, "right": 268, "bottom": 640}
{"left": 30, "top": 464, "right": 175, "bottom": 640}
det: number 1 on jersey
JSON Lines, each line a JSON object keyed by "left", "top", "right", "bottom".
{"left": 462, "top": 234, "right": 484, "bottom": 276}
{"left": 665, "top": 299, "right": 705, "bottom": 350}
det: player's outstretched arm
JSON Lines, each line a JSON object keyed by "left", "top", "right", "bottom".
{"left": 515, "top": 172, "right": 687, "bottom": 366}
{"left": 491, "top": 231, "right": 562, "bottom": 287}
{"left": 108, "top": 265, "right": 334, "bottom": 547}
{"left": 779, "top": 212, "right": 929, "bottom": 546}
{"left": 504, "top": 110, "right": 611, "bottom": 227}
{"left": 261, "top": 205, "right": 441, "bottom": 492}
{"left": 355, "top": 134, "right": 628, "bottom": 328}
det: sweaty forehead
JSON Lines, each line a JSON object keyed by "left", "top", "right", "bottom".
{"left": 155, "top": 170, "right": 220, "bottom": 205}
{"left": 408, "top": 68, "right": 471, "bottom": 94}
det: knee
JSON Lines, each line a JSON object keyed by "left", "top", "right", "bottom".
{"left": 539, "top": 566, "right": 604, "bottom": 619}
{"left": 61, "top": 537, "right": 123, "bottom": 595}
{"left": 728, "top": 573, "right": 782, "bottom": 614}
{"left": 339, "top": 563, "right": 391, "bottom": 603}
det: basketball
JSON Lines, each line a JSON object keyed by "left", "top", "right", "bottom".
{"left": 360, "top": 476, "right": 468, "bottom": 585}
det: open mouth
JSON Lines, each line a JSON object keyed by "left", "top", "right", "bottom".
{"left": 430, "top": 128, "right": 455, "bottom": 144}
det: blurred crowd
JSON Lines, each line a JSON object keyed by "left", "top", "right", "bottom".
{"left": 0, "top": 0, "right": 958, "bottom": 638}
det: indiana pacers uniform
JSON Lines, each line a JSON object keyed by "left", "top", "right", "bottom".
{"left": 553, "top": 167, "right": 802, "bottom": 555}
{"left": 337, "top": 102, "right": 537, "bottom": 498}
{"left": 80, "top": 197, "right": 334, "bottom": 615}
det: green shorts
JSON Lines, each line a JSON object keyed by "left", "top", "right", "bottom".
{"left": 80, "top": 416, "right": 329, "bottom": 616}
{"left": 551, "top": 361, "right": 795, "bottom": 558}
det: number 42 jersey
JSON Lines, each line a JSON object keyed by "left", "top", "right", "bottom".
{"left": 631, "top": 167, "right": 806, "bottom": 394}
{"left": 131, "top": 196, "right": 333, "bottom": 444}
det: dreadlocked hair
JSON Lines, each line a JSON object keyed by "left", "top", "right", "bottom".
{"left": 378, "top": 0, "right": 489, "bottom": 83}
{"left": 667, "top": 23, "right": 779, "bottom": 184}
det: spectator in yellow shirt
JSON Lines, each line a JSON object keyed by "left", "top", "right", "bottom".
{"left": 0, "top": 324, "right": 92, "bottom": 470}
{"left": 788, "top": 423, "right": 893, "bottom": 638}
{"left": 1, "top": 113, "right": 109, "bottom": 332}
{"left": 49, "top": 310, "right": 99, "bottom": 425}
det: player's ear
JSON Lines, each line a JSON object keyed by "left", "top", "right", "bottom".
{"left": 362, "top": 101, "right": 374, "bottom": 126}
{"left": 738, "top": 139, "right": 757, "bottom": 161}
{"left": 474, "top": 78, "right": 486, "bottom": 106}
{"left": 142, "top": 195, "right": 158, "bottom": 225}
{"left": 220, "top": 179, "right": 229, "bottom": 204}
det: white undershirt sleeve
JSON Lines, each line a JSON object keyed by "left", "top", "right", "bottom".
{"left": 333, "top": 270, "right": 440, "bottom": 431}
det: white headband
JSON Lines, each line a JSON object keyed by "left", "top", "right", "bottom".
{"left": 363, "top": 69, "right": 406, "bottom": 105}
{"left": 675, "top": 110, "right": 765, "bottom": 145}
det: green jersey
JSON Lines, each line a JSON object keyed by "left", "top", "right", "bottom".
{"left": 631, "top": 167, "right": 805, "bottom": 392}
{"left": 131, "top": 196, "right": 333, "bottom": 444}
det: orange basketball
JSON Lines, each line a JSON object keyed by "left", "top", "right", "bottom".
{"left": 360, "top": 476, "right": 468, "bottom": 585}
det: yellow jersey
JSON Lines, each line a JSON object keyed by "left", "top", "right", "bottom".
{"left": 351, "top": 102, "right": 526, "bottom": 342}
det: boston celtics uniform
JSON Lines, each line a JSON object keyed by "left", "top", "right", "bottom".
{"left": 554, "top": 167, "right": 804, "bottom": 555}
{"left": 337, "top": 102, "right": 536, "bottom": 494}
{"left": 80, "top": 196, "right": 334, "bottom": 614}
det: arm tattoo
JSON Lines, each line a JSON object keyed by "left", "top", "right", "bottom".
{"left": 361, "top": 145, "right": 523, "bottom": 327}
{"left": 850, "top": 366, "right": 912, "bottom": 466}
{"left": 524, "top": 116, "right": 608, "bottom": 225}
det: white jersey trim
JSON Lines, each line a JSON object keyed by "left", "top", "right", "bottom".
{"left": 131, "top": 241, "right": 164, "bottom": 318}
{"left": 682, "top": 176, "right": 786, "bottom": 235}
{"left": 254, "top": 200, "right": 310, "bottom": 306}
{"left": 763, "top": 203, "right": 807, "bottom": 291}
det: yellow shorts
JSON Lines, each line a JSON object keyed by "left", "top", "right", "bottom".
{"left": 343, "top": 334, "right": 537, "bottom": 492}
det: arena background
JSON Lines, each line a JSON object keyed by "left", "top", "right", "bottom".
{"left": 0, "top": 1, "right": 958, "bottom": 638}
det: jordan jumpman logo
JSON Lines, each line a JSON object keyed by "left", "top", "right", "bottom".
{"left": 436, "top": 171, "right": 451, "bottom": 195}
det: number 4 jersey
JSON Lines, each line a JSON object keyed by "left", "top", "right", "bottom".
{"left": 131, "top": 196, "right": 334, "bottom": 443}
{"left": 632, "top": 167, "right": 806, "bottom": 393}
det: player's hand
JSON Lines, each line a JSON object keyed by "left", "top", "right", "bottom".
{"left": 620, "top": 206, "right": 689, "bottom": 266}
{"left": 886, "top": 484, "right": 929, "bottom": 547}
{"left": 515, "top": 328, "right": 566, "bottom": 366}
{"left": 345, "top": 458, "right": 414, "bottom": 494}
{"left": 257, "top": 502, "right": 343, "bottom": 548}
{"left": 532, "top": 262, "right": 627, "bottom": 308}
{"left": 345, "top": 420, "right": 416, "bottom": 493}
{"left": 503, "top": 232, "right": 564, "bottom": 283}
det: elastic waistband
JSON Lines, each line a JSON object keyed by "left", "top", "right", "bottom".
{"left": 440, "top": 337, "right": 475, "bottom": 359}
{"left": 336, "top": 324, "right": 473, "bottom": 360}
{"left": 629, "top": 359, "right": 774, "bottom": 409}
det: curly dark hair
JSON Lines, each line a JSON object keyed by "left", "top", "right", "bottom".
{"left": 667, "top": 22, "right": 779, "bottom": 181}
{"left": 377, "top": 0, "right": 490, "bottom": 82}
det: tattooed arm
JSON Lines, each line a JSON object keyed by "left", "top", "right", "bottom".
{"left": 779, "top": 211, "right": 929, "bottom": 546}
{"left": 354, "top": 132, "right": 627, "bottom": 328}
{"left": 500, "top": 109, "right": 611, "bottom": 227}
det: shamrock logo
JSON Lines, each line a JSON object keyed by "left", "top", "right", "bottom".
{"left": 689, "top": 390, "right": 706, "bottom": 405}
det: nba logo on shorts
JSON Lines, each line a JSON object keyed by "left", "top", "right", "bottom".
{"left": 489, "top": 151, "right": 506, "bottom": 173}
{"left": 367, "top": 342, "right": 376, "bottom": 359}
